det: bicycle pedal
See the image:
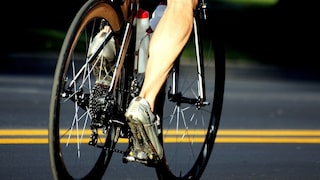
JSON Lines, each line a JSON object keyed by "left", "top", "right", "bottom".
{"left": 122, "top": 150, "right": 160, "bottom": 167}
{"left": 123, "top": 152, "right": 147, "bottom": 164}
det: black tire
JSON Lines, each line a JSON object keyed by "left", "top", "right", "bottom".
{"left": 48, "top": 0, "right": 125, "bottom": 179}
{"left": 155, "top": 15, "right": 225, "bottom": 180}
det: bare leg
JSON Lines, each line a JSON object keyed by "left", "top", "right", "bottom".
{"left": 138, "top": 0, "right": 198, "bottom": 111}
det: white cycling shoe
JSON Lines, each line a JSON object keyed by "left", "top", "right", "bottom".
{"left": 124, "top": 97, "right": 163, "bottom": 165}
{"left": 88, "top": 25, "right": 116, "bottom": 86}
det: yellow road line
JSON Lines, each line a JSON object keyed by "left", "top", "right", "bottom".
{"left": 0, "top": 129, "right": 48, "bottom": 136}
{"left": 1, "top": 137, "right": 320, "bottom": 144}
{"left": 218, "top": 130, "right": 320, "bottom": 136}
{"left": 1, "top": 129, "right": 320, "bottom": 144}
{"left": 2, "top": 129, "right": 320, "bottom": 136}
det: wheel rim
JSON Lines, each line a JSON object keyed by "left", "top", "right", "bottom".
{"left": 156, "top": 18, "right": 225, "bottom": 179}
{"left": 49, "top": 1, "right": 123, "bottom": 179}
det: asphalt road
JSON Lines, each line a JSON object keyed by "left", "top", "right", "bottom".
{"left": 1, "top": 54, "right": 320, "bottom": 180}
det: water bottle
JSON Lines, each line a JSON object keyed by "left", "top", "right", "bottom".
{"left": 135, "top": 8, "right": 150, "bottom": 73}
{"left": 149, "top": 2, "right": 167, "bottom": 32}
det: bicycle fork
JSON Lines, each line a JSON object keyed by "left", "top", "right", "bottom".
{"left": 168, "top": 17, "right": 209, "bottom": 109}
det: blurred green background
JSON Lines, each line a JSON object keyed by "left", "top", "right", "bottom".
{"left": 1, "top": 0, "right": 318, "bottom": 68}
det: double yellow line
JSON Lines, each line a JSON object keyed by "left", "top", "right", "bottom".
{"left": 0, "top": 129, "right": 320, "bottom": 144}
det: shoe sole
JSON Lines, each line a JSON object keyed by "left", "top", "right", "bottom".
{"left": 126, "top": 115, "right": 161, "bottom": 164}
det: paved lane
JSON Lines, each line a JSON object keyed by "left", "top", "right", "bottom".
{"left": 1, "top": 63, "right": 320, "bottom": 179}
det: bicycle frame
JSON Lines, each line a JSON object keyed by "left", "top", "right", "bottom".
{"left": 62, "top": 0, "right": 212, "bottom": 147}
{"left": 48, "top": 0, "right": 225, "bottom": 178}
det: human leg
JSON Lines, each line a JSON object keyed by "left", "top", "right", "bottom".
{"left": 125, "top": 0, "right": 198, "bottom": 163}
{"left": 139, "top": 0, "right": 198, "bottom": 111}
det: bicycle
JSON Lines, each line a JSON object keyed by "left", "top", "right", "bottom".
{"left": 48, "top": 0, "right": 225, "bottom": 179}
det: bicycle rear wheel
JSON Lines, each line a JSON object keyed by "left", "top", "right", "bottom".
{"left": 155, "top": 16, "right": 225, "bottom": 180}
{"left": 48, "top": 0, "right": 126, "bottom": 179}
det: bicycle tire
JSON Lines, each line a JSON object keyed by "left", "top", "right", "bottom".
{"left": 48, "top": 0, "right": 127, "bottom": 179}
{"left": 155, "top": 14, "right": 225, "bottom": 180}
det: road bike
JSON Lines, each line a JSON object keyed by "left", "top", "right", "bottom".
{"left": 48, "top": 0, "right": 225, "bottom": 179}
